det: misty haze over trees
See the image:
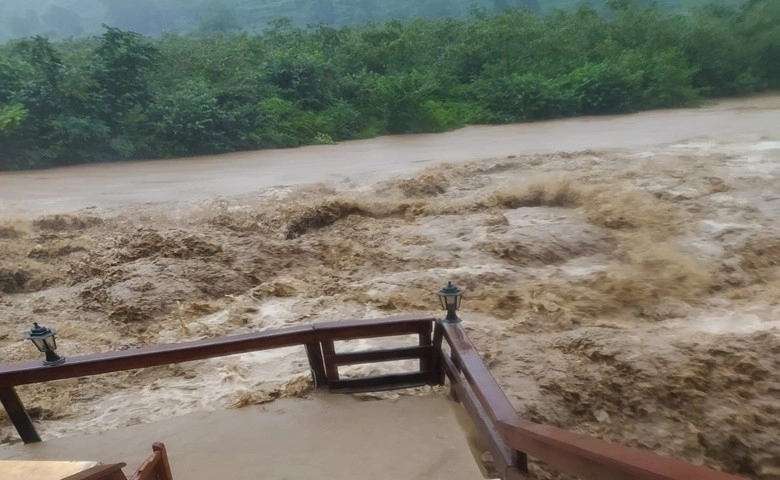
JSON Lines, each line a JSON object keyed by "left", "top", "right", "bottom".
{"left": 0, "top": 0, "right": 777, "bottom": 170}
{"left": 1, "top": 0, "right": 745, "bottom": 41}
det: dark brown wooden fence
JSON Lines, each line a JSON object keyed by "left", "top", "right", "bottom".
{"left": 0, "top": 315, "right": 436, "bottom": 443}
{"left": 128, "top": 443, "right": 174, "bottom": 480}
{"left": 0, "top": 315, "right": 748, "bottom": 480}
{"left": 436, "top": 321, "right": 746, "bottom": 480}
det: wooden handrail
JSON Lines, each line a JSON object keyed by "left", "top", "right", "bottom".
{"left": 440, "top": 321, "right": 748, "bottom": 480}
{"left": 0, "top": 324, "right": 315, "bottom": 387}
{"left": 440, "top": 321, "right": 528, "bottom": 478}
{"left": 441, "top": 348, "right": 523, "bottom": 477}
{"left": 128, "top": 443, "right": 173, "bottom": 480}
{"left": 440, "top": 323, "right": 518, "bottom": 424}
{"left": 0, "top": 315, "right": 437, "bottom": 443}
{"left": 0, "top": 316, "right": 435, "bottom": 387}
{"left": 499, "top": 418, "right": 746, "bottom": 480}
{"left": 313, "top": 315, "right": 435, "bottom": 339}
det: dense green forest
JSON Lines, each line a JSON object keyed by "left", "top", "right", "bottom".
{"left": 0, "top": 0, "right": 778, "bottom": 170}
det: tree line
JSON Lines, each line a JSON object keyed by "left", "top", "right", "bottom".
{"left": 0, "top": 0, "right": 777, "bottom": 170}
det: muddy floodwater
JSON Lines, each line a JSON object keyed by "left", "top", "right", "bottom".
{"left": 2, "top": 95, "right": 779, "bottom": 215}
{"left": 0, "top": 95, "right": 779, "bottom": 479}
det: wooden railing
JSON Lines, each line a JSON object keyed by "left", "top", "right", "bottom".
{"left": 0, "top": 315, "right": 749, "bottom": 480}
{"left": 128, "top": 443, "right": 173, "bottom": 480}
{"left": 436, "top": 321, "right": 746, "bottom": 480}
{"left": 59, "top": 442, "right": 173, "bottom": 480}
{"left": 313, "top": 316, "right": 434, "bottom": 392}
{"left": 437, "top": 321, "right": 529, "bottom": 479}
{"left": 0, "top": 315, "right": 436, "bottom": 444}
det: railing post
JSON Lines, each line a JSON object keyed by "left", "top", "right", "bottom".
{"left": 418, "top": 321, "right": 433, "bottom": 376}
{"left": 512, "top": 449, "right": 529, "bottom": 474}
{"left": 152, "top": 442, "right": 175, "bottom": 480}
{"left": 320, "top": 340, "right": 340, "bottom": 383}
{"left": 305, "top": 342, "right": 327, "bottom": 388}
{"left": 0, "top": 386, "right": 41, "bottom": 444}
{"left": 448, "top": 351, "right": 462, "bottom": 402}
{"left": 430, "top": 322, "right": 445, "bottom": 386}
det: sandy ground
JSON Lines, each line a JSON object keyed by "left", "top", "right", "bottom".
{"left": 0, "top": 96, "right": 778, "bottom": 479}
{"left": 0, "top": 395, "right": 485, "bottom": 480}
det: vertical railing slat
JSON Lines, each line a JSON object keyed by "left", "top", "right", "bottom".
{"left": 304, "top": 342, "right": 327, "bottom": 388}
{"left": 430, "top": 321, "right": 445, "bottom": 385}
{"left": 0, "top": 386, "right": 41, "bottom": 444}
{"left": 418, "top": 321, "right": 433, "bottom": 374}
{"left": 321, "top": 340, "right": 339, "bottom": 383}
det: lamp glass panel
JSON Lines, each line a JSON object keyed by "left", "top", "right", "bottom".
{"left": 445, "top": 295, "right": 458, "bottom": 309}
{"left": 43, "top": 336, "right": 57, "bottom": 351}
{"left": 31, "top": 338, "right": 46, "bottom": 352}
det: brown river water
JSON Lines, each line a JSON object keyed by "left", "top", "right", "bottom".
{"left": 1, "top": 95, "right": 779, "bottom": 215}
{"left": 0, "top": 95, "right": 778, "bottom": 479}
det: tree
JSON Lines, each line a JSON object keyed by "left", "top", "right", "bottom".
{"left": 92, "top": 26, "right": 158, "bottom": 123}
{"left": 0, "top": 104, "right": 27, "bottom": 135}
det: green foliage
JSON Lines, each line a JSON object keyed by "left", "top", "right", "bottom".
{"left": 367, "top": 70, "right": 440, "bottom": 133}
{"left": 255, "top": 97, "right": 320, "bottom": 148}
{"left": 640, "top": 48, "right": 700, "bottom": 107}
{"left": 313, "top": 132, "right": 336, "bottom": 145}
{"left": 0, "top": 0, "right": 776, "bottom": 170}
{"left": 469, "top": 72, "right": 569, "bottom": 122}
{"left": 145, "top": 80, "right": 221, "bottom": 155}
{"left": 93, "top": 26, "right": 158, "bottom": 118}
{"left": 562, "top": 61, "right": 643, "bottom": 115}
{"left": 0, "top": 104, "right": 27, "bottom": 133}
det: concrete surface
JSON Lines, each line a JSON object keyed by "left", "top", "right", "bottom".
{"left": 0, "top": 394, "right": 486, "bottom": 480}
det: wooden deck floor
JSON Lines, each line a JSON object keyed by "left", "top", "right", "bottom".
{"left": 0, "top": 394, "right": 486, "bottom": 480}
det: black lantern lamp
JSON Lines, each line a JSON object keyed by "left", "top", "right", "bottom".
{"left": 25, "top": 323, "right": 65, "bottom": 366}
{"left": 437, "top": 281, "right": 464, "bottom": 323}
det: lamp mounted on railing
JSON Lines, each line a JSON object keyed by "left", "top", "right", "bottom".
{"left": 437, "top": 281, "right": 463, "bottom": 323}
{"left": 25, "top": 323, "right": 65, "bottom": 366}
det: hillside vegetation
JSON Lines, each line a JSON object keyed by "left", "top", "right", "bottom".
{"left": 0, "top": 0, "right": 777, "bottom": 170}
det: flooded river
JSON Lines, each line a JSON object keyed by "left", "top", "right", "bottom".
{"left": 1, "top": 95, "right": 778, "bottom": 479}
{"left": 1, "top": 95, "right": 779, "bottom": 216}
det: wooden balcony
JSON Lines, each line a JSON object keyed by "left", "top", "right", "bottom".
{"left": 0, "top": 315, "right": 751, "bottom": 480}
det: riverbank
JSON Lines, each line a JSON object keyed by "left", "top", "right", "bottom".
{"left": 1, "top": 94, "right": 778, "bottom": 216}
